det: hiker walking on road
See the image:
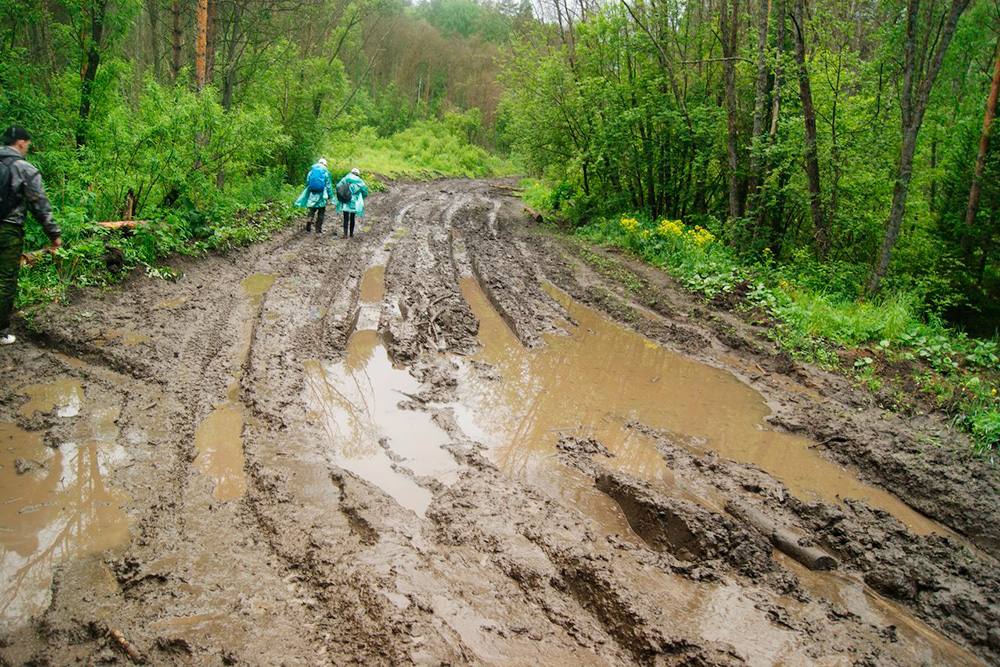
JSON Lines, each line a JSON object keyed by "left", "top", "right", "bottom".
{"left": 335, "top": 168, "right": 369, "bottom": 238}
{"left": 0, "top": 126, "right": 61, "bottom": 346}
{"left": 294, "top": 158, "right": 332, "bottom": 233}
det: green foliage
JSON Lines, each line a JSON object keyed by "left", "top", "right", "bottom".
{"left": 517, "top": 178, "right": 553, "bottom": 213}
{"left": 16, "top": 198, "right": 298, "bottom": 316}
{"left": 499, "top": 0, "right": 999, "bottom": 336}
{"left": 325, "top": 117, "right": 514, "bottom": 179}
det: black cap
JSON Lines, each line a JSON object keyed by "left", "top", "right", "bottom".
{"left": 2, "top": 125, "right": 31, "bottom": 145}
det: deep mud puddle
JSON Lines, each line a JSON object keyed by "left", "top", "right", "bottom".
{"left": 1, "top": 381, "right": 130, "bottom": 629}
{"left": 457, "top": 279, "right": 947, "bottom": 537}
{"left": 304, "top": 266, "right": 459, "bottom": 516}
{"left": 449, "top": 276, "right": 978, "bottom": 664}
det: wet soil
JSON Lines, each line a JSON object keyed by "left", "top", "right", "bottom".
{"left": 1, "top": 179, "right": 998, "bottom": 664}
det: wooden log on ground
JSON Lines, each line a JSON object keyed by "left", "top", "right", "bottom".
{"left": 726, "top": 499, "right": 838, "bottom": 571}
{"left": 523, "top": 206, "right": 543, "bottom": 223}
{"left": 97, "top": 220, "right": 149, "bottom": 230}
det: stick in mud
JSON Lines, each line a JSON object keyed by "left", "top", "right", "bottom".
{"left": 726, "top": 499, "right": 838, "bottom": 571}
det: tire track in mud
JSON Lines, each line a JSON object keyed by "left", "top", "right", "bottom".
{"left": 1, "top": 179, "right": 997, "bottom": 664}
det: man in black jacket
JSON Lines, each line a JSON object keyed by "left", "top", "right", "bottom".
{"left": 0, "top": 126, "right": 61, "bottom": 345}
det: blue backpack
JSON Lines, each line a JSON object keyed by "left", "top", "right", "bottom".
{"left": 307, "top": 165, "right": 327, "bottom": 193}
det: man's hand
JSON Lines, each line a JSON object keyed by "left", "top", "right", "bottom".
{"left": 50, "top": 237, "right": 62, "bottom": 252}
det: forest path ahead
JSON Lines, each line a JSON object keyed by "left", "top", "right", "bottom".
{"left": 1, "top": 179, "right": 997, "bottom": 664}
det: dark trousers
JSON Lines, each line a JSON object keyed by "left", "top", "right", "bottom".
{"left": 306, "top": 206, "right": 326, "bottom": 232}
{"left": 343, "top": 211, "right": 356, "bottom": 237}
{"left": 0, "top": 223, "right": 25, "bottom": 334}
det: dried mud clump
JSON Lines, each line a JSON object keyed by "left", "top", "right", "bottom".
{"left": 595, "top": 471, "right": 777, "bottom": 582}
{"left": 790, "top": 497, "right": 1000, "bottom": 660}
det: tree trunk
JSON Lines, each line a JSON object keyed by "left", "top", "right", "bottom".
{"left": 757, "top": 0, "right": 785, "bottom": 234}
{"left": 195, "top": 0, "right": 207, "bottom": 91}
{"left": 867, "top": 0, "right": 973, "bottom": 296}
{"left": 207, "top": 0, "right": 216, "bottom": 82}
{"left": 171, "top": 0, "right": 182, "bottom": 83}
{"left": 964, "top": 39, "right": 1000, "bottom": 233}
{"left": 148, "top": 0, "right": 161, "bottom": 80}
{"left": 792, "top": 0, "right": 827, "bottom": 259}
{"left": 746, "top": 0, "right": 771, "bottom": 219}
{"left": 77, "top": 0, "right": 107, "bottom": 149}
{"left": 719, "top": 0, "right": 742, "bottom": 223}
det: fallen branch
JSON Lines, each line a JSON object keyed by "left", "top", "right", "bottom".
{"left": 97, "top": 220, "right": 149, "bottom": 230}
{"left": 98, "top": 220, "right": 149, "bottom": 230}
{"left": 726, "top": 499, "right": 838, "bottom": 571}
{"left": 523, "top": 206, "right": 543, "bottom": 223}
{"left": 107, "top": 627, "right": 145, "bottom": 663}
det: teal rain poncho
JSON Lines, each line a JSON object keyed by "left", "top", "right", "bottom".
{"left": 294, "top": 164, "right": 332, "bottom": 208}
{"left": 335, "top": 172, "right": 369, "bottom": 218}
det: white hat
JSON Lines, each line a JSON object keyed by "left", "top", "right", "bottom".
{"left": 351, "top": 167, "right": 360, "bottom": 175}
{"left": 318, "top": 158, "right": 328, "bottom": 166}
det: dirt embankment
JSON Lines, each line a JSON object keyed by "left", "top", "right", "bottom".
{"left": 1, "top": 179, "right": 998, "bottom": 664}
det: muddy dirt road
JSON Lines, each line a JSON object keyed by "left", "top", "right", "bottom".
{"left": 2, "top": 179, "right": 999, "bottom": 664}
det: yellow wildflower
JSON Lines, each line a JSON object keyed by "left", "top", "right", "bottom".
{"left": 619, "top": 216, "right": 641, "bottom": 233}
{"left": 656, "top": 219, "right": 685, "bottom": 237}
{"left": 685, "top": 225, "right": 714, "bottom": 246}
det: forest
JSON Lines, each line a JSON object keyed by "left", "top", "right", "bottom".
{"left": 1, "top": 0, "right": 999, "bottom": 447}
{"left": 7, "top": 1, "right": 1000, "bottom": 662}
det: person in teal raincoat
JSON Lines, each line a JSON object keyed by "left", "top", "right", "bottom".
{"left": 336, "top": 167, "right": 369, "bottom": 238}
{"left": 294, "top": 158, "right": 332, "bottom": 233}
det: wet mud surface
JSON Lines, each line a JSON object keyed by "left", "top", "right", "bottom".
{"left": 2, "top": 179, "right": 998, "bottom": 664}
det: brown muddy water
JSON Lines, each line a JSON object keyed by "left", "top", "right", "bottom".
{"left": 303, "top": 266, "right": 459, "bottom": 516}
{"left": 295, "top": 262, "right": 973, "bottom": 662}
{"left": 451, "top": 276, "right": 976, "bottom": 664}
{"left": 1, "top": 381, "right": 130, "bottom": 629}
{"left": 189, "top": 273, "right": 278, "bottom": 500}
{"left": 457, "top": 279, "right": 947, "bottom": 537}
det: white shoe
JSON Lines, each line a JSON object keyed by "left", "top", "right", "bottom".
{"left": 0, "top": 334, "right": 15, "bottom": 345}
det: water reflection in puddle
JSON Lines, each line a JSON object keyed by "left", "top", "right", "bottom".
{"left": 302, "top": 263, "right": 456, "bottom": 516}
{"left": 193, "top": 399, "right": 247, "bottom": 501}
{"left": 304, "top": 330, "right": 457, "bottom": 517}
{"left": 454, "top": 277, "right": 979, "bottom": 663}
{"left": 19, "top": 379, "right": 84, "bottom": 418}
{"left": 1, "top": 384, "right": 130, "bottom": 629}
{"left": 457, "top": 279, "right": 945, "bottom": 536}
